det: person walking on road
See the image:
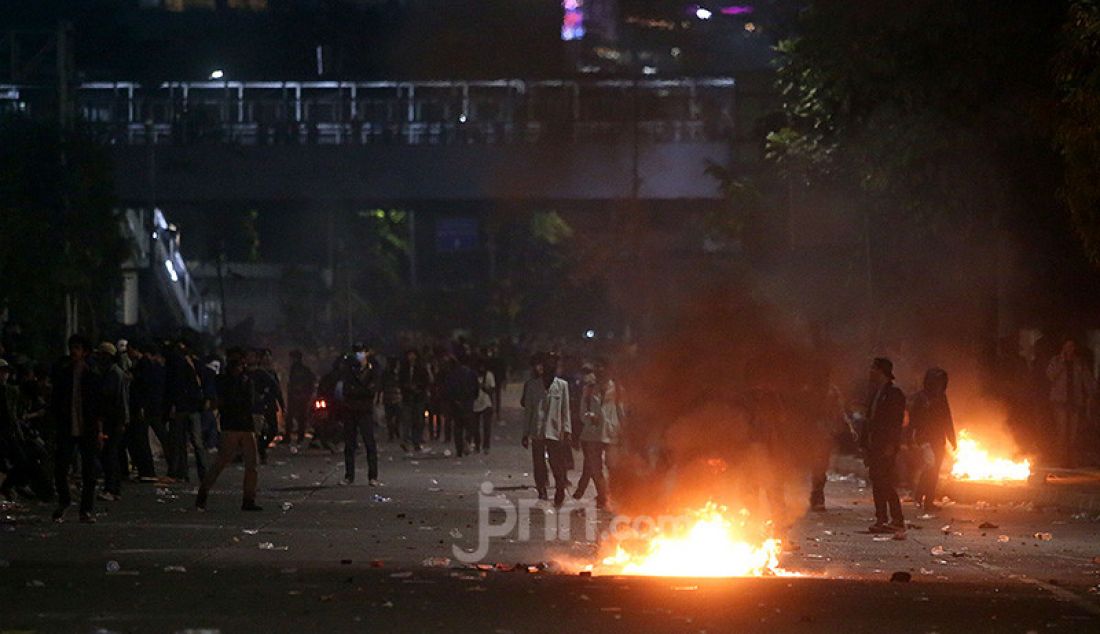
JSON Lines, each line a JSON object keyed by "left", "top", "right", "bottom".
{"left": 196, "top": 349, "right": 262, "bottom": 512}
{"left": 94, "top": 342, "right": 130, "bottom": 502}
{"left": 338, "top": 349, "right": 380, "bottom": 486}
{"left": 164, "top": 338, "right": 207, "bottom": 482}
{"left": 573, "top": 358, "right": 621, "bottom": 510}
{"left": 909, "top": 367, "right": 957, "bottom": 512}
{"left": 522, "top": 353, "right": 572, "bottom": 507}
{"left": 862, "top": 357, "right": 907, "bottom": 535}
{"left": 286, "top": 350, "right": 316, "bottom": 449}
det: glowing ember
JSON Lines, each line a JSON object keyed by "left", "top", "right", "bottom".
{"left": 596, "top": 502, "right": 784, "bottom": 577}
{"left": 950, "top": 429, "right": 1030, "bottom": 481}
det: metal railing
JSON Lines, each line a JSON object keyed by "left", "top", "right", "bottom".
{"left": 2, "top": 78, "right": 736, "bottom": 146}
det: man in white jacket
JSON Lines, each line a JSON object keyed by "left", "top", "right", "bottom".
{"left": 522, "top": 353, "right": 572, "bottom": 507}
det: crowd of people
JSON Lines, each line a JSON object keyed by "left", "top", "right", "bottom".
{"left": 0, "top": 326, "right": 1094, "bottom": 535}
{"left": 0, "top": 331, "right": 552, "bottom": 522}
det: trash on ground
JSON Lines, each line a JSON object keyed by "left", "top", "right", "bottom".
{"left": 164, "top": 565, "right": 188, "bottom": 573}
{"left": 1034, "top": 532, "right": 1053, "bottom": 541}
{"left": 422, "top": 556, "right": 451, "bottom": 568}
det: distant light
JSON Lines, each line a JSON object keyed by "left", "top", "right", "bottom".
{"left": 720, "top": 5, "right": 754, "bottom": 15}
{"left": 152, "top": 231, "right": 158, "bottom": 240}
{"left": 209, "top": 69, "right": 224, "bottom": 80}
{"left": 642, "top": 66, "right": 658, "bottom": 75}
{"left": 164, "top": 259, "right": 179, "bottom": 283}
{"left": 458, "top": 113, "right": 467, "bottom": 123}
{"left": 671, "top": 47, "right": 682, "bottom": 58}
{"left": 584, "top": 329, "right": 597, "bottom": 340}
{"left": 695, "top": 7, "right": 713, "bottom": 20}
{"left": 744, "top": 21, "right": 757, "bottom": 32}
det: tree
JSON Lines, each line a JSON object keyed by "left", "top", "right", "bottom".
{"left": 1055, "top": 0, "right": 1100, "bottom": 264}
{"left": 764, "top": 1, "right": 1075, "bottom": 342}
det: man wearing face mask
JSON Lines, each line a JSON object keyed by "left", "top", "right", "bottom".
{"left": 340, "top": 343, "right": 380, "bottom": 486}
{"left": 861, "top": 357, "right": 907, "bottom": 535}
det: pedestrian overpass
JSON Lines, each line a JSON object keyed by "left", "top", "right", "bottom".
{"left": 3, "top": 78, "right": 738, "bottom": 204}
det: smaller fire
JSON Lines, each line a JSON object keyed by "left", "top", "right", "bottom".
{"left": 950, "top": 429, "right": 1030, "bottom": 482}
{"left": 595, "top": 502, "right": 785, "bottom": 577}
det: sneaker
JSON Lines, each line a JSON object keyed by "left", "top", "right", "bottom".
{"left": 52, "top": 506, "right": 68, "bottom": 522}
{"left": 241, "top": 501, "right": 263, "bottom": 511}
{"left": 97, "top": 492, "right": 119, "bottom": 502}
{"left": 195, "top": 490, "right": 208, "bottom": 511}
{"left": 868, "top": 523, "right": 895, "bottom": 534}
{"left": 79, "top": 512, "right": 96, "bottom": 524}
{"left": 537, "top": 489, "right": 548, "bottom": 501}
{"left": 368, "top": 479, "right": 382, "bottom": 487}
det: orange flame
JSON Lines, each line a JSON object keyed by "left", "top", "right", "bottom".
{"left": 950, "top": 429, "right": 1030, "bottom": 481}
{"left": 595, "top": 502, "right": 786, "bottom": 577}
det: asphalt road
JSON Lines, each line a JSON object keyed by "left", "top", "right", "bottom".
{"left": 3, "top": 411, "right": 1100, "bottom": 633}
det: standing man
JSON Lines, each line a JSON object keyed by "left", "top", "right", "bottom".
{"left": 50, "top": 335, "right": 102, "bottom": 523}
{"left": 123, "top": 341, "right": 157, "bottom": 482}
{"left": 196, "top": 349, "right": 262, "bottom": 511}
{"left": 399, "top": 348, "right": 431, "bottom": 453}
{"left": 164, "top": 338, "right": 207, "bottom": 482}
{"left": 95, "top": 342, "right": 130, "bottom": 502}
{"left": 861, "top": 357, "right": 907, "bottom": 534}
{"left": 444, "top": 355, "right": 480, "bottom": 457}
{"left": 339, "top": 351, "right": 380, "bottom": 486}
{"left": 909, "top": 367, "right": 957, "bottom": 512}
{"left": 285, "top": 350, "right": 316, "bottom": 449}
{"left": 251, "top": 349, "right": 284, "bottom": 464}
{"left": 522, "top": 353, "right": 572, "bottom": 507}
{"left": 1046, "top": 338, "right": 1094, "bottom": 467}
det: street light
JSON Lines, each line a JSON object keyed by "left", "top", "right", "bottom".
{"left": 695, "top": 7, "right": 713, "bottom": 20}
{"left": 209, "top": 69, "right": 224, "bottom": 80}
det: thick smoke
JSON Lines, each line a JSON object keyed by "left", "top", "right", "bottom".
{"left": 609, "top": 280, "right": 827, "bottom": 530}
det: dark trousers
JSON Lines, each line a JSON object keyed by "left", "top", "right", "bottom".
{"left": 452, "top": 407, "right": 474, "bottom": 457}
{"left": 169, "top": 411, "right": 207, "bottom": 481}
{"left": 575, "top": 441, "right": 608, "bottom": 506}
{"left": 343, "top": 411, "right": 378, "bottom": 482}
{"left": 868, "top": 453, "right": 904, "bottom": 525}
{"left": 475, "top": 409, "right": 493, "bottom": 451}
{"left": 915, "top": 444, "right": 947, "bottom": 507}
{"left": 401, "top": 399, "right": 425, "bottom": 449}
{"left": 385, "top": 404, "right": 401, "bottom": 441}
{"left": 531, "top": 438, "right": 570, "bottom": 504}
{"left": 100, "top": 429, "right": 124, "bottom": 496}
{"left": 122, "top": 414, "right": 156, "bottom": 478}
{"left": 287, "top": 397, "right": 310, "bottom": 443}
{"left": 201, "top": 409, "right": 220, "bottom": 450}
{"left": 55, "top": 435, "right": 97, "bottom": 514}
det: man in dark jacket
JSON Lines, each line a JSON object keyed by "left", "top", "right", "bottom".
{"left": 250, "top": 349, "right": 284, "bottom": 465}
{"left": 50, "top": 334, "right": 102, "bottom": 523}
{"left": 444, "top": 354, "right": 480, "bottom": 458}
{"left": 861, "top": 357, "right": 907, "bottom": 534}
{"left": 196, "top": 349, "right": 262, "bottom": 511}
{"left": 164, "top": 338, "right": 207, "bottom": 481}
{"left": 339, "top": 353, "right": 379, "bottom": 485}
{"left": 95, "top": 342, "right": 130, "bottom": 501}
{"left": 909, "top": 367, "right": 957, "bottom": 512}
{"left": 399, "top": 348, "right": 431, "bottom": 453}
{"left": 286, "top": 350, "right": 316, "bottom": 447}
{"left": 123, "top": 341, "right": 157, "bottom": 481}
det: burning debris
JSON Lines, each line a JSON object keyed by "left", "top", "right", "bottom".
{"left": 950, "top": 429, "right": 1031, "bottom": 482}
{"left": 593, "top": 502, "right": 787, "bottom": 577}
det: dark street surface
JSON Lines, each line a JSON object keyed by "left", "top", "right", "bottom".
{"left": 3, "top": 406, "right": 1100, "bottom": 633}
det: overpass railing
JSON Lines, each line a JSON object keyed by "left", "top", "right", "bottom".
{"left": 1, "top": 78, "right": 735, "bottom": 146}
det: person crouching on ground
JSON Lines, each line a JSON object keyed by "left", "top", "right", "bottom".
{"left": 196, "top": 349, "right": 262, "bottom": 512}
